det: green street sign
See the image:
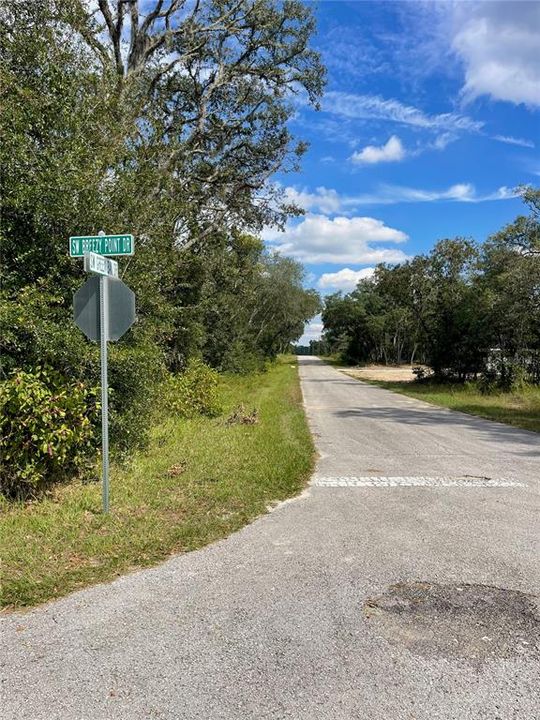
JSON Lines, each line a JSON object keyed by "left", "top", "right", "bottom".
{"left": 69, "top": 234, "right": 134, "bottom": 257}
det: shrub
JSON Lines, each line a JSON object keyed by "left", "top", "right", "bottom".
{"left": 164, "top": 359, "right": 222, "bottom": 419}
{"left": 478, "top": 369, "right": 498, "bottom": 395}
{"left": 1, "top": 289, "right": 168, "bottom": 457}
{"left": 107, "top": 336, "right": 167, "bottom": 454}
{"left": 498, "top": 362, "right": 529, "bottom": 393}
{"left": 480, "top": 361, "right": 531, "bottom": 394}
{"left": 0, "top": 285, "right": 95, "bottom": 379}
{"left": 0, "top": 368, "right": 98, "bottom": 498}
{"left": 220, "top": 340, "right": 267, "bottom": 374}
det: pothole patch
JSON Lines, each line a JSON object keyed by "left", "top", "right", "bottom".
{"left": 364, "top": 581, "right": 539, "bottom": 664}
{"left": 312, "top": 476, "right": 523, "bottom": 487}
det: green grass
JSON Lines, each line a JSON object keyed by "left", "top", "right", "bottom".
{"left": 0, "top": 356, "right": 314, "bottom": 610}
{"left": 357, "top": 378, "right": 540, "bottom": 434}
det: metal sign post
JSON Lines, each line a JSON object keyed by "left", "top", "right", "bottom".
{"left": 99, "top": 276, "right": 110, "bottom": 513}
{"left": 72, "top": 240, "right": 136, "bottom": 514}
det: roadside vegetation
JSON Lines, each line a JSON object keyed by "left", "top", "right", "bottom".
{"left": 319, "top": 186, "right": 539, "bottom": 386}
{"left": 313, "top": 188, "right": 540, "bottom": 431}
{"left": 0, "top": 357, "right": 313, "bottom": 610}
{"left": 1, "top": 1, "right": 323, "bottom": 500}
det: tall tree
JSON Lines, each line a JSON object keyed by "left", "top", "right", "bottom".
{"left": 62, "top": 0, "right": 326, "bottom": 239}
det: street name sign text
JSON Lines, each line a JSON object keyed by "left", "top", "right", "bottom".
{"left": 70, "top": 234, "right": 134, "bottom": 257}
{"left": 84, "top": 252, "right": 119, "bottom": 278}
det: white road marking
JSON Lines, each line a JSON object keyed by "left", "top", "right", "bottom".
{"left": 312, "top": 476, "right": 524, "bottom": 487}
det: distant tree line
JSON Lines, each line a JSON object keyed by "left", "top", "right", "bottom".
{"left": 0, "top": 0, "right": 323, "bottom": 494}
{"left": 294, "top": 340, "right": 327, "bottom": 355}
{"left": 322, "top": 189, "right": 540, "bottom": 387}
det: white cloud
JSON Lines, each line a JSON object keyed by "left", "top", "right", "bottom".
{"left": 284, "top": 186, "right": 342, "bottom": 214}
{"left": 452, "top": 2, "right": 540, "bottom": 107}
{"left": 297, "top": 315, "right": 323, "bottom": 346}
{"left": 430, "top": 132, "right": 458, "bottom": 151}
{"left": 282, "top": 183, "right": 518, "bottom": 214}
{"left": 318, "top": 267, "right": 376, "bottom": 291}
{"left": 263, "top": 215, "right": 408, "bottom": 265}
{"left": 350, "top": 135, "right": 406, "bottom": 165}
{"left": 368, "top": 183, "right": 518, "bottom": 205}
{"left": 492, "top": 135, "right": 535, "bottom": 149}
{"left": 323, "top": 91, "right": 483, "bottom": 132}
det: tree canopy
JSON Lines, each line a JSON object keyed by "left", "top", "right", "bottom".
{"left": 1, "top": 0, "right": 323, "bottom": 462}
{"left": 322, "top": 190, "right": 540, "bottom": 386}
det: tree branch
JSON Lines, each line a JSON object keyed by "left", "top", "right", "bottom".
{"left": 98, "top": 0, "right": 124, "bottom": 74}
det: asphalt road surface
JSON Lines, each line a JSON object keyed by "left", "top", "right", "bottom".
{"left": 2, "top": 357, "right": 539, "bottom": 719}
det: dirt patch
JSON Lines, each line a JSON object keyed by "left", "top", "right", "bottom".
{"left": 342, "top": 365, "right": 424, "bottom": 382}
{"left": 226, "top": 404, "right": 259, "bottom": 425}
{"left": 166, "top": 462, "right": 186, "bottom": 478}
{"left": 364, "top": 581, "right": 539, "bottom": 665}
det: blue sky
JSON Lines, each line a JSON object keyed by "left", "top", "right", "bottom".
{"left": 262, "top": 0, "right": 540, "bottom": 344}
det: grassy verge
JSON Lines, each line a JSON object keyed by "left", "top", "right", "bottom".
{"left": 0, "top": 356, "right": 314, "bottom": 610}
{"left": 347, "top": 376, "right": 540, "bottom": 434}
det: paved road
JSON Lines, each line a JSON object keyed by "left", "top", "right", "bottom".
{"left": 2, "top": 357, "right": 539, "bottom": 719}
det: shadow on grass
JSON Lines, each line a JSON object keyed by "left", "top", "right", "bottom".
{"left": 365, "top": 380, "right": 540, "bottom": 437}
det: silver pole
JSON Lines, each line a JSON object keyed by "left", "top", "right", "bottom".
{"left": 99, "top": 275, "right": 110, "bottom": 513}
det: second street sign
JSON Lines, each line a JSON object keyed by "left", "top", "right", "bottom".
{"left": 84, "top": 251, "right": 118, "bottom": 278}
{"left": 70, "top": 234, "right": 134, "bottom": 257}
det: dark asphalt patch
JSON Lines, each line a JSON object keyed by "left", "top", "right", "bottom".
{"left": 364, "top": 581, "right": 540, "bottom": 665}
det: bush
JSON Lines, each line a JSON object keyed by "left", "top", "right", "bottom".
{"left": 478, "top": 369, "right": 498, "bottom": 395}
{"left": 499, "top": 362, "right": 529, "bottom": 393}
{"left": 480, "top": 361, "right": 531, "bottom": 394}
{"left": 221, "top": 341, "right": 266, "bottom": 374}
{"left": 0, "top": 285, "right": 94, "bottom": 379}
{"left": 1, "top": 289, "right": 168, "bottom": 457}
{"left": 107, "top": 336, "right": 167, "bottom": 454}
{"left": 164, "top": 359, "right": 222, "bottom": 419}
{"left": 0, "top": 368, "right": 98, "bottom": 498}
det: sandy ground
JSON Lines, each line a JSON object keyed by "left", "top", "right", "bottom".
{"left": 340, "top": 364, "right": 422, "bottom": 382}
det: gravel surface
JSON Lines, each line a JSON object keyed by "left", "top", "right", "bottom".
{"left": 1, "top": 356, "right": 539, "bottom": 719}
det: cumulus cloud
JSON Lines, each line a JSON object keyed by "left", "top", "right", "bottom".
{"left": 284, "top": 186, "right": 342, "bottom": 214}
{"left": 262, "top": 215, "right": 408, "bottom": 265}
{"left": 298, "top": 315, "right": 324, "bottom": 344}
{"left": 318, "top": 267, "right": 376, "bottom": 291}
{"left": 323, "top": 91, "right": 483, "bottom": 132}
{"left": 350, "top": 135, "right": 406, "bottom": 165}
{"left": 296, "top": 315, "right": 323, "bottom": 346}
{"left": 452, "top": 2, "right": 540, "bottom": 107}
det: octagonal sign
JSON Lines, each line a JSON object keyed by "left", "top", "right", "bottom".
{"left": 74, "top": 276, "right": 136, "bottom": 342}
